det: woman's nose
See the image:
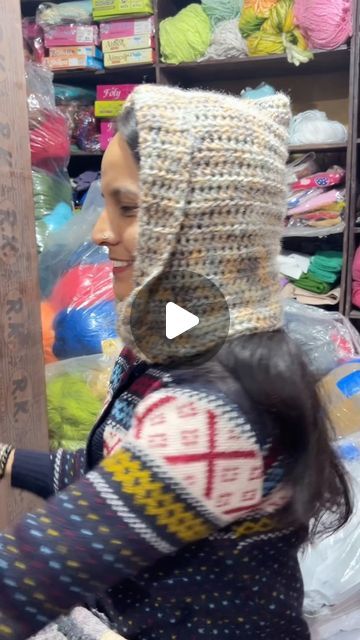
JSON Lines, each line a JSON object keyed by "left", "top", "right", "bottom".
{"left": 92, "top": 209, "right": 117, "bottom": 246}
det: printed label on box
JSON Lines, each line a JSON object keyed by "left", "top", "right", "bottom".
{"left": 97, "top": 84, "right": 137, "bottom": 101}
{"left": 102, "top": 34, "right": 153, "bottom": 53}
{"left": 104, "top": 48, "right": 154, "bottom": 67}
{"left": 95, "top": 100, "right": 126, "bottom": 117}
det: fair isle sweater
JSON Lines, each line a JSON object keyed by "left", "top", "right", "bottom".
{"left": 1, "top": 348, "right": 310, "bottom": 640}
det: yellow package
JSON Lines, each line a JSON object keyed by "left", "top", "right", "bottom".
{"left": 104, "top": 48, "right": 154, "bottom": 67}
{"left": 95, "top": 100, "right": 126, "bottom": 118}
{"left": 102, "top": 34, "right": 153, "bottom": 53}
{"left": 93, "top": 0, "right": 153, "bottom": 19}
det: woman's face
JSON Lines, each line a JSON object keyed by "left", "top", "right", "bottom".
{"left": 92, "top": 133, "right": 140, "bottom": 301}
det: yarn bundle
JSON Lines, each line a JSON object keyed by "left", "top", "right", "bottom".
{"left": 159, "top": 0, "right": 348, "bottom": 66}
{"left": 290, "top": 110, "right": 348, "bottom": 145}
{"left": 294, "top": 0, "right": 352, "bottom": 50}
{"left": 240, "top": 0, "right": 313, "bottom": 65}
{"left": 352, "top": 246, "right": 360, "bottom": 309}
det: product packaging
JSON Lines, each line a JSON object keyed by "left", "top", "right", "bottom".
{"left": 104, "top": 48, "right": 154, "bottom": 67}
{"left": 46, "top": 55, "right": 104, "bottom": 71}
{"left": 99, "top": 15, "right": 154, "bottom": 40}
{"left": 36, "top": 0, "right": 93, "bottom": 26}
{"left": 93, "top": 0, "right": 153, "bottom": 20}
{"left": 49, "top": 45, "right": 103, "bottom": 58}
{"left": 44, "top": 24, "right": 99, "bottom": 47}
{"left": 102, "top": 34, "right": 154, "bottom": 53}
{"left": 100, "top": 120, "right": 116, "bottom": 150}
{"left": 95, "top": 100, "right": 125, "bottom": 117}
{"left": 96, "top": 83, "right": 137, "bottom": 100}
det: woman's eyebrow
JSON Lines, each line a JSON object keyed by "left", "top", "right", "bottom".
{"left": 110, "top": 186, "right": 139, "bottom": 200}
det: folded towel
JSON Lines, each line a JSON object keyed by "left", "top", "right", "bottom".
{"left": 310, "top": 250, "right": 343, "bottom": 273}
{"left": 295, "top": 272, "right": 333, "bottom": 294}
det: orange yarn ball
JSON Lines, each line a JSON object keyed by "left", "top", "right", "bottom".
{"left": 41, "top": 301, "right": 58, "bottom": 364}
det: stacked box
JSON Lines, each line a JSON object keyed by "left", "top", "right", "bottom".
{"left": 96, "top": 84, "right": 138, "bottom": 150}
{"left": 93, "top": 0, "right": 153, "bottom": 21}
{"left": 103, "top": 49, "right": 154, "bottom": 67}
{"left": 44, "top": 25, "right": 103, "bottom": 71}
{"left": 99, "top": 16, "right": 154, "bottom": 40}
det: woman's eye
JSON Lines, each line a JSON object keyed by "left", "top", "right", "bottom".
{"left": 121, "top": 205, "right": 138, "bottom": 216}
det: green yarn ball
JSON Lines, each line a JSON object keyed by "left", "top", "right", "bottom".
{"left": 160, "top": 4, "right": 212, "bottom": 64}
{"left": 47, "top": 374, "right": 102, "bottom": 451}
{"left": 202, "top": 0, "right": 243, "bottom": 27}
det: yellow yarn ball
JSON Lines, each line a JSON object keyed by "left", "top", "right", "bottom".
{"left": 160, "top": 4, "right": 212, "bottom": 64}
{"left": 239, "top": 7, "right": 266, "bottom": 37}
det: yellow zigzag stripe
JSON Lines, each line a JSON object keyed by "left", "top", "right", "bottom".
{"left": 233, "top": 517, "right": 277, "bottom": 539}
{"left": 102, "top": 450, "right": 213, "bottom": 543}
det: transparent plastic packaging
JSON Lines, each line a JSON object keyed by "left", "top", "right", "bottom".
{"left": 22, "top": 18, "right": 45, "bottom": 64}
{"left": 36, "top": 1, "right": 92, "bottom": 27}
{"left": 39, "top": 183, "right": 117, "bottom": 361}
{"left": 45, "top": 353, "right": 117, "bottom": 450}
{"left": 283, "top": 301, "right": 360, "bottom": 379}
{"left": 300, "top": 432, "right": 360, "bottom": 639}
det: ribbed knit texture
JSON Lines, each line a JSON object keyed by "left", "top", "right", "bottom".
{"left": 117, "top": 86, "right": 291, "bottom": 363}
{"left": 2, "top": 349, "right": 310, "bottom": 640}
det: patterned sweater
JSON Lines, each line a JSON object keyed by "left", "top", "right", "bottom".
{"left": 1, "top": 348, "right": 310, "bottom": 640}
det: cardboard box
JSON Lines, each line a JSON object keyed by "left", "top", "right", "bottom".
{"left": 46, "top": 56, "right": 104, "bottom": 71}
{"left": 102, "top": 34, "right": 154, "bottom": 53}
{"left": 96, "top": 84, "right": 138, "bottom": 101}
{"left": 99, "top": 16, "right": 154, "bottom": 40}
{"left": 93, "top": 0, "right": 153, "bottom": 20}
{"left": 95, "top": 100, "right": 126, "bottom": 118}
{"left": 44, "top": 25, "right": 99, "bottom": 48}
{"left": 49, "top": 46, "right": 103, "bottom": 59}
{"left": 104, "top": 48, "right": 154, "bottom": 67}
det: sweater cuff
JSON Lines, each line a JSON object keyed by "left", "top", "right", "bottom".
{"left": 11, "top": 449, "right": 54, "bottom": 499}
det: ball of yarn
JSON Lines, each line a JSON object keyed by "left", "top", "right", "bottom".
{"left": 201, "top": 19, "right": 248, "bottom": 60}
{"left": 294, "top": 0, "right": 352, "bottom": 50}
{"left": 53, "top": 300, "right": 117, "bottom": 359}
{"left": 202, "top": 0, "right": 243, "bottom": 27}
{"left": 44, "top": 202, "right": 74, "bottom": 233}
{"left": 41, "top": 301, "right": 57, "bottom": 364}
{"left": 289, "top": 110, "right": 348, "bottom": 145}
{"left": 47, "top": 374, "right": 102, "bottom": 450}
{"left": 160, "top": 4, "right": 212, "bottom": 64}
{"left": 50, "top": 262, "right": 114, "bottom": 313}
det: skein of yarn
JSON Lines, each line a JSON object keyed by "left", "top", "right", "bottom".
{"left": 160, "top": 4, "right": 212, "bottom": 64}
{"left": 289, "top": 111, "right": 348, "bottom": 145}
{"left": 202, "top": 0, "right": 243, "bottom": 27}
{"left": 201, "top": 19, "right": 248, "bottom": 60}
{"left": 294, "top": 0, "right": 352, "bottom": 50}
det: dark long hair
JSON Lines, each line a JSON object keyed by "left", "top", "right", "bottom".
{"left": 117, "top": 106, "right": 352, "bottom": 539}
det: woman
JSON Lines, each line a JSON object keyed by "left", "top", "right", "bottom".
{"left": 0, "top": 85, "right": 351, "bottom": 640}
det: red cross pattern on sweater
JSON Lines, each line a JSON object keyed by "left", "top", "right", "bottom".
{"left": 131, "top": 391, "right": 264, "bottom": 522}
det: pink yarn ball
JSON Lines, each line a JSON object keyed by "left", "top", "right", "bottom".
{"left": 50, "top": 263, "right": 114, "bottom": 313}
{"left": 294, "top": 0, "right": 352, "bottom": 50}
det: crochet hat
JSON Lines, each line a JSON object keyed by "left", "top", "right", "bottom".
{"left": 117, "top": 85, "right": 291, "bottom": 364}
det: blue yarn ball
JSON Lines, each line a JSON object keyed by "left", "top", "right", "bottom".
{"left": 53, "top": 300, "right": 117, "bottom": 359}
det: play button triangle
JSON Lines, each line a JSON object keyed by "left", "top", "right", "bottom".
{"left": 166, "top": 302, "right": 200, "bottom": 340}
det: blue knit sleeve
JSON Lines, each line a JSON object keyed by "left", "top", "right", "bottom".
{"left": 11, "top": 449, "right": 87, "bottom": 499}
{"left": 0, "top": 387, "right": 268, "bottom": 640}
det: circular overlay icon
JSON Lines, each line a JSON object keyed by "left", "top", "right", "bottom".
{"left": 130, "top": 269, "right": 230, "bottom": 366}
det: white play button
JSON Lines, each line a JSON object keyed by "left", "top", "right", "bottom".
{"left": 166, "top": 302, "right": 199, "bottom": 340}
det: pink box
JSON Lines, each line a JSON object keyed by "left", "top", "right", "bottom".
{"left": 96, "top": 84, "right": 138, "bottom": 101}
{"left": 99, "top": 16, "right": 154, "bottom": 40}
{"left": 44, "top": 25, "right": 99, "bottom": 48}
{"left": 100, "top": 121, "right": 117, "bottom": 150}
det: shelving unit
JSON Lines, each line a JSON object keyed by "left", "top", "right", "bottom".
{"left": 19, "top": 0, "right": 358, "bottom": 318}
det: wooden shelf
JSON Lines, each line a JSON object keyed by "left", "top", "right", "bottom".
{"left": 53, "top": 64, "right": 155, "bottom": 84}
{"left": 350, "top": 309, "right": 360, "bottom": 319}
{"left": 159, "top": 48, "right": 350, "bottom": 84}
{"left": 288, "top": 143, "right": 347, "bottom": 153}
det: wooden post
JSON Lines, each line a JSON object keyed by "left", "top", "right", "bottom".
{"left": 0, "top": 0, "right": 48, "bottom": 527}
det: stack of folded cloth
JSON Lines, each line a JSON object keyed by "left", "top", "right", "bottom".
{"left": 279, "top": 251, "right": 342, "bottom": 306}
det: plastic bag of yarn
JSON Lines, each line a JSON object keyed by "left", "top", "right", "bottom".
{"left": 50, "top": 262, "right": 114, "bottom": 313}
{"left": 32, "top": 168, "right": 73, "bottom": 219}
{"left": 318, "top": 362, "right": 360, "bottom": 438}
{"left": 53, "top": 300, "right": 118, "bottom": 360}
{"left": 294, "top": 0, "right": 352, "bottom": 51}
{"left": 160, "top": 4, "right": 212, "bottom": 64}
{"left": 41, "top": 301, "right": 58, "bottom": 364}
{"left": 39, "top": 181, "right": 105, "bottom": 297}
{"left": 22, "top": 18, "right": 45, "bottom": 64}
{"left": 200, "top": 18, "right": 248, "bottom": 61}
{"left": 54, "top": 84, "right": 96, "bottom": 105}
{"left": 290, "top": 110, "right": 348, "bottom": 146}
{"left": 201, "top": 0, "right": 243, "bottom": 27}
{"left": 73, "top": 106, "right": 101, "bottom": 153}
{"left": 283, "top": 300, "right": 360, "bottom": 380}
{"left": 241, "top": 82, "right": 276, "bottom": 99}
{"left": 36, "top": 203, "right": 74, "bottom": 253}
{"left": 36, "top": 1, "right": 92, "bottom": 27}
{"left": 45, "top": 353, "right": 116, "bottom": 450}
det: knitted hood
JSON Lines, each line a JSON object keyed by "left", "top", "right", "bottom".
{"left": 118, "top": 85, "right": 291, "bottom": 364}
